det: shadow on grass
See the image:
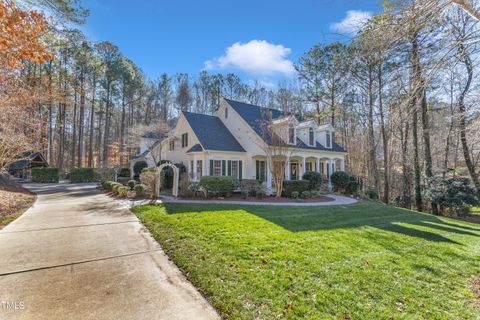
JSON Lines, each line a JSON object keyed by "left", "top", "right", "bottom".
{"left": 159, "top": 203, "right": 480, "bottom": 244}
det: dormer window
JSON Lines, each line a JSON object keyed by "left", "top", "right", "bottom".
{"left": 225, "top": 107, "right": 228, "bottom": 119}
{"left": 325, "top": 130, "right": 332, "bottom": 148}
{"left": 288, "top": 124, "right": 295, "bottom": 144}
{"left": 309, "top": 128, "right": 315, "bottom": 146}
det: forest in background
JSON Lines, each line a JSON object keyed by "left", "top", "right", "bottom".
{"left": 1, "top": 0, "right": 480, "bottom": 214}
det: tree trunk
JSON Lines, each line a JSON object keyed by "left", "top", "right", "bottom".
{"left": 458, "top": 42, "right": 480, "bottom": 191}
{"left": 77, "top": 69, "right": 85, "bottom": 168}
{"left": 367, "top": 67, "right": 379, "bottom": 191}
{"left": 88, "top": 74, "right": 96, "bottom": 168}
{"left": 103, "top": 82, "right": 111, "bottom": 167}
{"left": 378, "top": 65, "right": 389, "bottom": 204}
{"left": 71, "top": 79, "right": 78, "bottom": 169}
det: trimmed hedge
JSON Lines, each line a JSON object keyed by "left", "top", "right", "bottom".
{"left": 199, "top": 176, "right": 239, "bottom": 197}
{"left": 70, "top": 168, "right": 96, "bottom": 183}
{"left": 331, "top": 171, "right": 350, "bottom": 191}
{"left": 240, "top": 179, "right": 263, "bottom": 196}
{"left": 32, "top": 167, "right": 59, "bottom": 183}
{"left": 282, "top": 180, "right": 310, "bottom": 197}
{"left": 302, "top": 172, "right": 323, "bottom": 190}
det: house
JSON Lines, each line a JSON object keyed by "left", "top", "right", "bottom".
{"left": 130, "top": 99, "right": 347, "bottom": 191}
{"left": 8, "top": 151, "right": 49, "bottom": 179}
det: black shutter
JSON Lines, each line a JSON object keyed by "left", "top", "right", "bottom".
{"left": 255, "top": 160, "right": 259, "bottom": 180}
{"left": 210, "top": 160, "right": 214, "bottom": 175}
{"left": 185, "top": 133, "right": 188, "bottom": 147}
{"left": 227, "top": 160, "right": 232, "bottom": 176}
{"left": 222, "top": 160, "right": 226, "bottom": 176}
{"left": 239, "top": 161, "right": 242, "bottom": 180}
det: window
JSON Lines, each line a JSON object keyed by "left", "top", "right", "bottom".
{"left": 169, "top": 139, "right": 175, "bottom": 151}
{"left": 306, "top": 162, "right": 313, "bottom": 172}
{"left": 309, "top": 128, "right": 315, "bottom": 146}
{"left": 325, "top": 130, "right": 332, "bottom": 148}
{"left": 225, "top": 107, "right": 228, "bottom": 119}
{"left": 288, "top": 125, "right": 295, "bottom": 144}
{"left": 196, "top": 160, "right": 203, "bottom": 177}
{"left": 231, "top": 161, "right": 238, "bottom": 179}
{"left": 213, "top": 160, "right": 222, "bottom": 176}
{"left": 181, "top": 133, "right": 188, "bottom": 148}
{"left": 256, "top": 160, "right": 266, "bottom": 182}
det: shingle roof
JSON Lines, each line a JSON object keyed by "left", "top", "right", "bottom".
{"left": 182, "top": 111, "right": 245, "bottom": 152}
{"left": 130, "top": 140, "right": 161, "bottom": 160}
{"left": 186, "top": 144, "right": 203, "bottom": 153}
{"left": 8, "top": 151, "right": 48, "bottom": 170}
{"left": 225, "top": 99, "right": 346, "bottom": 153}
{"left": 141, "top": 132, "right": 165, "bottom": 139}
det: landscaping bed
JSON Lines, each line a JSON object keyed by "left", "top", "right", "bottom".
{"left": 133, "top": 202, "right": 480, "bottom": 319}
{"left": 178, "top": 194, "right": 336, "bottom": 203}
{"left": 0, "top": 176, "right": 36, "bottom": 229}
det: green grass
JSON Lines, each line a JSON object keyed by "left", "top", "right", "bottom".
{"left": 132, "top": 202, "right": 480, "bottom": 319}
{"left": 472, "top": 207, "right": 480, "bottom": 215}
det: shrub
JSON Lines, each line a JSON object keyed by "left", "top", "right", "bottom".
{"left": 112, "top": 182, "right": 123, "bottom": 194}
{"left": 70, "top": 168, "right": 96, "bottom": 183}
{"left": 134, "top": 184, "right": 145, "bottom": 197}
{"left": 425, "top": 176, "right": 479, "bottom": 216}
{"left": 241, "top": 190, "right": 248, "bottom": 199}
{"left": 117, "top": 186, "right": 129, "bottom": 198}
{"left": 330, "top": 171, "right": 350, "bottom": 192}
{"left": 188, "top": 182, "right": 200, "bottom": 197}
{"left": 142, "top": 167, "right": 156, "bottom": 173}
{"left": 32, "top": 167, "right": 59, "bottom": 183}
{"left": 199, "top": 176, "right": 239, "bottom": 197}
{"left": 283, "top": 180, "right": 310, "bottom": 197}
{"left": 345, "top": 175, "right": 360, "bottom": 195}
{"left": 301, "top": 191, "right": 311, "bottom": 199}
{"left": 95, "top": 168, "right": 115, "bottom": 182}
{"left": 102, "top": 181, "right": 114, "bottom": 190}
{"left": 127, "top": 180, "right": 136, "bottom": 190}
{"left": 240, "top": 179, "right": 263, "bottom": 196}
{"left": 291, "top": 191, "right": 300, "bottom": 199}
{"left": 179, "top": 174, "right": 192, "bottom": 197}
{"left": 366, "top": 187, "right": 379, "bottom": 200}
{"left": 133, "top": 161, "right": 148, "bottom": 177}
{"left": 256, "top": 190, "right": 266, "bottom": 200}
{"left": 310, "top": 190, "right": 319, "bottom": 198}
{"left": 140, "top": 171, "right": 157, "bottom": 196}
{"left": 302, "top": 172, "right": 322, "bottom": 190}
{"left": 118, "top": 167, "right": 131, "bottom": 178}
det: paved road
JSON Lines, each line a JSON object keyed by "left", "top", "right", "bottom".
{"left": 0, "top": 183, "right": 219, "bottom": 320}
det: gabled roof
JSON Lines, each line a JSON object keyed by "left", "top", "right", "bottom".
{"left": 186, "top": 144, "right": 203, "bottom": 153}
{"left": 225, "top": 98, "right": 346, "bottom": 153}
{"left": 8, "top": 151, "right": 48, "bottom": 170}
{"left": 130, "top": 140, "right": 161, "bottom": 160}
{"left": 141, "top": 132, "right": 165, "bottom": 139}
{"left": 182, "top": 111, "right": 245, "bottom": 152}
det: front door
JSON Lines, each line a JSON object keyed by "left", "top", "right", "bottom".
{"left": 290, "top": 162, "right": 299, "bottom": 180}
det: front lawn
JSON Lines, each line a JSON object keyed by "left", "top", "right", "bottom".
{"left": 132, "top": 202, "right": 480, "bottom": 319}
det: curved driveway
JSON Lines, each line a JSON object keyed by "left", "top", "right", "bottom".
{"left": 0, "top": 183, "right": 219, "bottom": 320}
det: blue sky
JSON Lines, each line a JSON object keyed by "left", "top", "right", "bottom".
{"left": 81, "top": 0, "right": 381, "bottom": 82}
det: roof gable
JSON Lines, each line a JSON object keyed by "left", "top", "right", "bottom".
{"left": 182, "top": 111, "right": 245, "bottom": 152}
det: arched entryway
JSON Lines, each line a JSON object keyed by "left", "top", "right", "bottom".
{"left": 156, "top": 163, "right": 180, "bottom": 197}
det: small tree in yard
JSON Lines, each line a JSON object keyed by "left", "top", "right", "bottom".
{"left": 256, "top": 111, "right": 293, "bottom": 198}
{"left": 424, "top": 176, "right": 479, "bottom": 216}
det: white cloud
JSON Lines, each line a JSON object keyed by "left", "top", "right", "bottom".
{"left": 205, "top": 40, "right": 296, "bottom": 77}
{"left": 331, "top": 10, "right": 373, "bottom": 35}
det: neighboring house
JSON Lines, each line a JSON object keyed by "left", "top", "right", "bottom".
{"left": 8, "top": 151, "right": 49, "bottom": 179}
{"left": 131, "top": 98, "right": 347, "bottom": 191}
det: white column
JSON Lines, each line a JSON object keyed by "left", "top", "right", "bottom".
{"left": 340, "top": 158, "right": 345, "bottom": 171}
{"left": 316, "top": 158, "right": 320, "bottom": 173}
{"left": 193, "top": 155, "right": 197, "bottom": 180}
{"left": 266, "top": 162, "right": 272, "bottom": 190}
{"left": 205, "top": 155, "right": 209, "bottom": 175}
{"left": 301, "top": 157, "right": 306, "bottom": 178}
{"left": 328, "top": 159, "right": 333, "bottom": 189}
{"left": 285, "top": 158, "right": 290, "bottom": 180}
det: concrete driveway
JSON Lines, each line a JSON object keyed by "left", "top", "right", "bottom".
{"left": 0, "top": 183, "right": 219, "bottom": 320}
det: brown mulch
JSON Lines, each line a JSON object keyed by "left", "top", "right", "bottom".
{"left": 179, "top": 194, "right": 336, "bottom": 203}
{"left": 450, "top": 215, "right": 480, "bottom": 224}
{"left": 0, "top": 175, "right": 36, "bottom": 228}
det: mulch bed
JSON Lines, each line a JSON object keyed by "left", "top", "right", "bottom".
{"left": 0, "top": 182, "right": 36, "bottom": 228}
{"left": 178, "top": 194, "right": 336, "bottom": 203}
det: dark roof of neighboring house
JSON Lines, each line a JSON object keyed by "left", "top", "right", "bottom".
{"left": 141, "top": 132, "right": 165, "bottom": 139}
{"left": 182, "top": 111, "right": 246, "bottom": 152}
{"left": 130, "top": 140, "right": 161, "bottom": 160}
{"left": 8, "top": 152, "right": 48, "bottom": 170}
{"left": 186, "top": 144, "right": 203, "bottom": 153}
{"left": 225, "top": 98, "right": 346, "bottom": 153}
